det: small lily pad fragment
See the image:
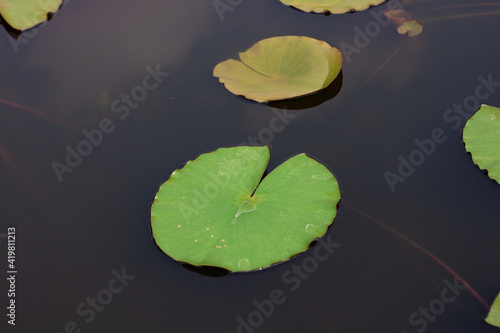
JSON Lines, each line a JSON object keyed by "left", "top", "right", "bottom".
{"left": 213, "top": 36, "right": 343, "bottom": 103}
{"left": 279, "top": 0, "right": 386, "bottom": 14}
{"left": 463, "top": 104, "right": 500, "bottom": 185}
{"left": 486, "top": 292, "right": 500, "bottom": 328}
{"left": 397, "top": 19, "right": 423, "bottom": 37}
{"left": 0, "top": 0, "right": 62, "bottom": 31}
{"left": 150, "top": 146, "right": 341, "bottom": 272}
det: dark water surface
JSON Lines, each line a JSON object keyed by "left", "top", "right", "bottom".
{"left": 1, "top": 0, "right": 500, "bottom": 332}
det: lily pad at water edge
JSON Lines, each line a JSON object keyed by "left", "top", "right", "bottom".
{"left": 486, "top": 292, "right": 500, "bottom": 328}
{"left": 463, "top": 104, "right": 500, "bottom": 185}
{"left": 213, "top": 36, "right": 342, "bottom": 103}
{"left": 0, "top": 0, "right": 62, "bottom": 31}
{"left": 150, "top": 146, "right": 341, "bottom": 272}
{"left": 279, "top": 0, "right": 386, "bottom": 14}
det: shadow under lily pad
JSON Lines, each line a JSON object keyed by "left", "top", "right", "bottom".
{"left": 268, "top": 71, "right": 343, "bottom": 110}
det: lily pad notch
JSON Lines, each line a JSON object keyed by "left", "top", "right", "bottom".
{"left": 213, "top": 36, "right": 343, "bottom": 103}
{"left": 150, "top": 146, "right": 341, "bottom": 272}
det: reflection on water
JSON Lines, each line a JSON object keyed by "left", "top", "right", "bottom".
{"left": 0, "top": 0, "right": 499, "bottom": 332}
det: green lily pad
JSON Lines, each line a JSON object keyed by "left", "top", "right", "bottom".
{"left": 213, "top": 36, "right": 343, "bottom": 103}
{"left": 0, "top": 0, "right": 62, "bottom": 31}
{"left": 463, "top": 104, "right": 500, "bottom": 185}
{"left": 150, "top": 146, "right": 341, "bottom": 272}
{"left": 486, "top": 292, "right": 500, "bottom": 328}
{"left": 279, "top": 0, "right": 386, "bottom": 14}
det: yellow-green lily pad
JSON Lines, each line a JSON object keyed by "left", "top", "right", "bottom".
{"left": 213, "top": 36, "right": 342, "bottom": 103}
{"left": 0, "top": 0, "right": 62, "bottom": 31}
{"left": 397, "top": 19, "right": 423, "bottom": 37}
{"left": 150, "top": 146, "right": 341, "bottom": 272}
{"left": 486, "top": 292, "right": 500, "bottom": 328}
{"left": 463, "top": 104, "right": 500, "bottom": 185}
{"left": 279, "top": 0, "right": 386, "bottom": 14}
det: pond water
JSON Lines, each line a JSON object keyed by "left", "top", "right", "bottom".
{"left": 1, "top": 0, "right": 500, "bottom": 332}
